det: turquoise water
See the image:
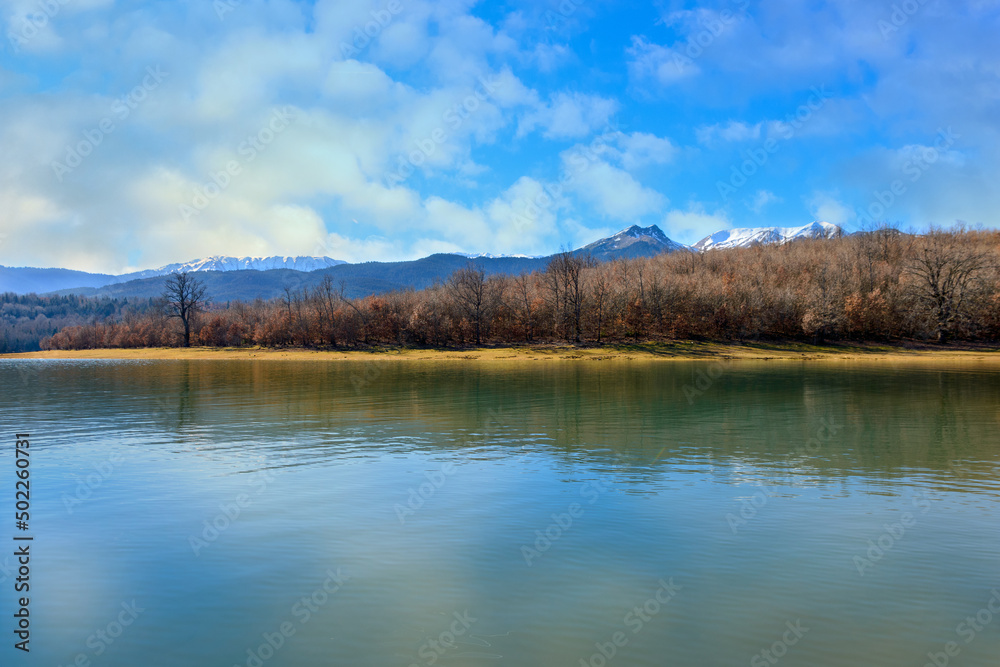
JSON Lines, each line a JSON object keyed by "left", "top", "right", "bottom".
{"left": 1, "top": 359, "right": 999, "bottom": 666}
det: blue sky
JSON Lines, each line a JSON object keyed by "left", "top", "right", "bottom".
{"left": 0, "top": 0, "right": 997, "bottom": 273}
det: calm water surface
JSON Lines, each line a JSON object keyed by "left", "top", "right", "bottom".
{"left": 1, "top": 359, "right": 998, "bottom": 666}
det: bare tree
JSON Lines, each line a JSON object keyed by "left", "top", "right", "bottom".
{"left": 315, "top": 275, "right": 339, "bottom": 346}
{"left": 448, "top": 264, "right": 488, "bottom": 345}
{"left": 905, "top": 228, "right": 991, "bottom": 343}
{"left": 629, "top": 260, "right": 647, "bottom": 340}
{"left": 587, "top": 267, "right": 610, "bottom": 343}
{"left": 336, "top": 280, "right": 371, "bottom": 345}
{"left": 541, "top": 256, "right": 565, "bottom": 338}
{"left": 801, "top": 265, "right": 843, "bottom": 344}
{"left": 855, "top": 222, "right": 905, "bottom": 292}
{"left": 486, "top": 275, "right": 507, "bottom": 339}
{"left": 510, "top": 273, "right": 537, "bottom": 342}
{"left": 163, "top": 272, "right": 207, "bottom": 347}
{"left": 564, "top": 254, "right": 589, "bottom": 342}
{"left": 545, "top": 252, "right": 590, "bottom": 342}
{"left": 282, "top": 286, "right": 310, "bottom": 346}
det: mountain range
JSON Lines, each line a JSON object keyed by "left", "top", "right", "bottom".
{"left": 0, "top": 222, "right": 842, "bottom": 300}
{"left": 693, "top": 221, "right": 842, "bottom": 251}
{"left": 0, "top": 255, "right": 347, "bottom": 295}
{"left": 127, "top": 255, "right": 347, "bottom": 278}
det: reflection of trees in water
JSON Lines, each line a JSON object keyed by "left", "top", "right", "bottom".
{"left": 832, "top": 369, "right": 994, "bottom": 485}
{"left": 39, "top": 361, "right": 1000, "bottom": 484}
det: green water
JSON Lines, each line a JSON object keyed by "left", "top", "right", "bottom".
{"left": 1, "top": 359, "right": 998, "bottom": 666}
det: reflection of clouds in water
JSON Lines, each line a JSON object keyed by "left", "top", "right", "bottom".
{"left": 7, "top": 360, "right": 1000, "bottom": 664}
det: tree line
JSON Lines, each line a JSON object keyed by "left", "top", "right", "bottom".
{"left": 0, "top": 293, "right": 145, "bottom": 353}
{"left": 39, "top": 225, "right": 1000, "bottom": 351}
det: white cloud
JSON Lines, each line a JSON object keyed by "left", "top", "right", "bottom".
{"left": 747, "top": 190, "right": 780, "bottom": 214}
{"left": 563, "top": 152, "right": 668, "bottom": 221}
{"left": 626, "top": 36, "right": 698, "bottom": 88}
{"left": 323, "top": 59, "right": 399, "bottom": 103}
{"left": 192, "top": 32, "right": 325, "bottom": 122}
{"left": 528, "top": 43, "right": 573, "bottom": 72}
{"left": 324, "top": 175, "right": 581, "bottom": 261}
{"left": 483, "top": 66, "right": 538, "bottom": 109}
{"left": 696, "top": 121, "right": 762, "bottom": 146}
{"left": 423, "top": 196, "right": 492, "bottom": 248}
{"left": 126, "top": 167, "right": 331, "bottom": 267}
{"left": 806, "top": 192, "right": 852, "bottom": 226}
{"left": 517, "top": 92, "right": 619, "bottom": 140}
{"left": 484, "top": 176, "right": 564, "bottom": 252}
{"left": 0, "top": 189, "right": 67, "bottom": 249}
{"left": 314, "top": 232, "right": 408, "bottom": 264}
{"left": 3, "top": 0, "right": 116, "bottom": 55}
{"left": 614, "top": 132, "right": 678, "bottom": 170}
{"left": 373, "top": 20, "right": 431, "bottom": 66}
{"left": 662, "top": 206, "right": 731, "bottom": 244}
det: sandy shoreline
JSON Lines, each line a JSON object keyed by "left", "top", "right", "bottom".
{"left": 3, "top": 342, "right": 1000, "bottom": 363}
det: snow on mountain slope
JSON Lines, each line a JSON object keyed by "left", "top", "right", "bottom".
{"left": 694, "top": 221, "right": 842, "bottom": 251}
{"left": 605, "top": 224, "right": 691, "bottom": 252}
{"left": 454, "top": 252, "right": 545, "bottom": 259}
{"left": 118, "top": 256, "right": 346, "bottom": 281}
{"left": 163, "top": 256, "right": 346, "bottom": 272}
{"left": 451, "top": 225, "right": 691, "bottom": 263}
{"left": 580, "top": 224, "right": 692, "bottom": 258}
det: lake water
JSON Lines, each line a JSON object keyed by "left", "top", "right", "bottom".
{"left": 1, "top": 359, "right": 999, "bottom": 666}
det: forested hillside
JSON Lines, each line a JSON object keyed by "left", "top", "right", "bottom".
{"left": 36, "top": 227, "right": 1000, "bottom": 351}
{"left": 0, "top": 293, "right": 145, "bottom": 352}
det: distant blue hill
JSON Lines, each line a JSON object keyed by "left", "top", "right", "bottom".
{"left": 2, "top": 223, "right": 782, "bottom": 300}
{"left": 0, "top": 266, "right": 117, "bottom": 295}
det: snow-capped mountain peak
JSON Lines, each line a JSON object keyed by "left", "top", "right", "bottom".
{"left": 694, "top": 221, "right": 841, "bottom": 251}
{"left": 614, "top": 224, "right": 671, "bottom": 244}
{"left": 454, "top": 252, "right": 546, "bottom": 259}
{"left": 114, "top": 256, "right": 347, "bottom": 282}
{"left": 156, "top": 256, "right": 346, "bottom": 273}
{"left": 582, "top": 224, "right": 691, "bottom": 256}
